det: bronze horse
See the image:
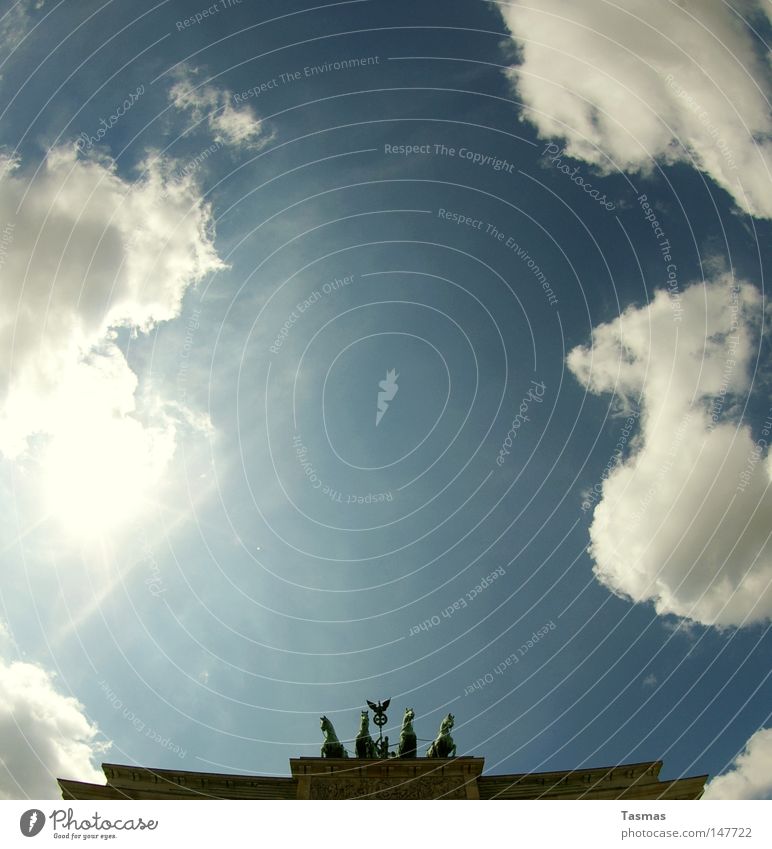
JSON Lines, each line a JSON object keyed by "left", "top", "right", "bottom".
{"left": 397, "top": 707, "right": 417, "bottom": 758}
{"left": 355, "top": 710, "right": 378, "bottom": 758}
{"left": 320, "top": 715, "right": 348, "bottom": 758}
{"left": 426, "top": 713, "right": 456, "bottom": 758}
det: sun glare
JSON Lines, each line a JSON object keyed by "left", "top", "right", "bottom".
{"left": 41, "top": 415, "right": 167, "bottom": 541}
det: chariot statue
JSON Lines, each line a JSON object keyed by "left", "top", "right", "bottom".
{"left": 366, "top": 698, "right": 391, "bottom": 758}
{"left": 320, "top": 703, "right": 459, "bottom": 761}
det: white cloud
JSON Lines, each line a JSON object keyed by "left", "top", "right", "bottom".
{"left": 0, "top": 0, "right": 41, "bottom": 65}
{"left": 703, "top": 727, "right": 772, "bottom": 799}
{"left": 568, "top": 276, "right": 772, "bottom": 627}
{"left": 497, "top": 0, "right": 772, "bottom": 218}
{"left": 170, "top": 68, "right": 272, "bottom": 149}
{"left": 0, "top": 654, "right": 106, "bottom": 799}
{"left": 0, "top": 146, "right": 223, "bottom": 536}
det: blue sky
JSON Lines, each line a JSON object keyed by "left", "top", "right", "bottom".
{"left": 0, "top": 0, "right": 770, "bottom": 799}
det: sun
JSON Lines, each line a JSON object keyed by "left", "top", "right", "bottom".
{"left": 41, "top": 413, "right": 171, "bottom": 541}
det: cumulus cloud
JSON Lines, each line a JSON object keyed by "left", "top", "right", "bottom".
{"left": 568, "top": 276, "right": 772, "bottom": 627}
{"left": 703, "top": 727, "right": 772, "bottom": 799}
{"left": 0, "top": 146, "right": 223, "bottom": 534}
{"left": 497, "top": 0, "right": 772, "bottom": 218}
{"left": 0, "top": 653, "right": 106, "bottom": 798}
{"left": 170, "top": 68, "right": 272, "bottom": 149}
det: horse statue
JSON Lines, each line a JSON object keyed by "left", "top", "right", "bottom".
{"left": 426, "top": 713, "right": 456, "bottom": 758}
{"left": 320, "top": 715, "right": 348, "bottom": 758}
{"left": 397, "top": 707, "right": 417, "bottom": 758}
{"left": 355, "top": 710, "right": 378, "bottom": 758}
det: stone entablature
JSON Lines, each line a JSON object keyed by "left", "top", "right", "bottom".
{"left": 58, "top": 758, "right": 707, "bottom": 800}
{"left": 477, "top": 761, "right": 708, "bottom": 800}
{"left": 290, "top": 757, "right": 484, "bottom": 799}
